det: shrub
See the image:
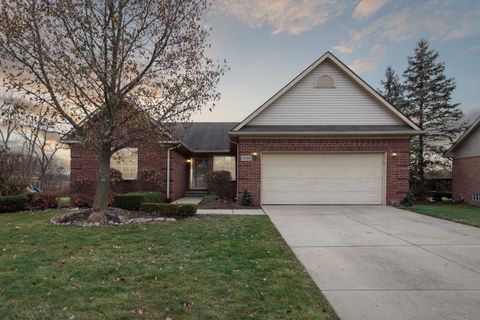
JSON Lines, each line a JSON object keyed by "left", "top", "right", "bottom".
{"left": 27, "top": 192, "right": 58, "bottom": 210}
{"left": 140, "top": 203, "right": 197, "bottom": 217}
{"left": 137, "top": 169, "right": 163, "bottom": 191}
{"left": 205, "top": 171, "right": 236, "bottom": 200}
{"left": 113, "top": 191, "right": 163, "bottom": 211}
{"left": 241, "top": 190, "right": 253, "bottom": 206}
{"left": 110, "top": 168, "right": 123, "bottom": 191}
{"left": 72, "top": 194, "right": 92, "bottom": 208}
{"left": 0, "top": 195, "right": 29, "bottom": 213}
{"left": 202, "top": 194, "right": 219, "bottom": 203}
{"left": 401, "top": 189, "right": 415, "bottom": 207}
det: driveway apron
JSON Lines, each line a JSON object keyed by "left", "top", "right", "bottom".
{"left": 265, "top": 205, "right": 480, "bottom": 320}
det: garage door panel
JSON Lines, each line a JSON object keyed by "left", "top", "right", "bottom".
{"left": 262, "top": 177, "right": 383, "bottom": 192}
{"left": 263, "top": 166, "right": 382, "bottom": 178}
{"left": 262, "top": 191, "right": 382, "bottom": 205}
{"left": 261, "top": 153, "right": 384, "bottom": 205}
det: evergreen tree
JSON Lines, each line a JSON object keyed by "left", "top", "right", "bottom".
{"left": 380, "top": 66, "right": 406, "bottom": 111}
{"left": 402, "top": 39, "right": 467, "bottom": 197}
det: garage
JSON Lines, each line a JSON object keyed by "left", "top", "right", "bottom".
{"left": 261, "top": 153, "right": 385, "bottom": 205}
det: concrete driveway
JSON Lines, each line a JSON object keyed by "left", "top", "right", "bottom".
{"left": 264, "top": 205, "right": 480, "bottom": 320}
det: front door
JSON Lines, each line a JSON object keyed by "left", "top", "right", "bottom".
{"left": 190, "top": 157, "right": 208, "bottom": 189}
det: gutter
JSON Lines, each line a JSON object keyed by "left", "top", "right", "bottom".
{"left": 229, "top": 130, "right": 425, "bottom": 136}
{"left": 166, "top": 144, "right": 181, "bottom": 202}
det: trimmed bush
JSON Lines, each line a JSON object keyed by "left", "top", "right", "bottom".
{"left": 113, "top": 191, "right": 163, "bottom": 211}
{"left": 27, "top": 192, "right": 58, "bottom": 211}
{"left": 0, "top": 195, "right": 29, "bottom": 213}
{"left": 205, "top": 171, "right": 236, "bottom": 200}
{"left": 140, "top": 203, "right": 197, "bottom": 217}
{"left": 241, "top": 190, "right": 253, "bottom": 206}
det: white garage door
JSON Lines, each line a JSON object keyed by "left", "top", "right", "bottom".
{"left": 261, "top": 153, "right": 385, "bottom": 205}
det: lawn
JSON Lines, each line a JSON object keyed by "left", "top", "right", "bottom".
{"left": 406, "top": 204, "right": 480, "bottom": 228}
{"left": 0, "top": 210, "right": 337, "bottom": 320}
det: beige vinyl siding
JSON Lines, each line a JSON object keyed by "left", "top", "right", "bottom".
{"left": 455, "top": 126, "right": 480, "bottom": 158}
{"left": 248, "top": 60, "right": 404, "bottom": 126}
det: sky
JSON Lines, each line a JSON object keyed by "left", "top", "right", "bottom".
{"left": 191, "top": 0, "right": 480, "bottom": 123}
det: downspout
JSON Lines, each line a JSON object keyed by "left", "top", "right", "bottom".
{"left": 166, "top": 144, "right": 181, "bottom": 202}
{"left": 229, "top": 137, "right": 239, "bottom": 202}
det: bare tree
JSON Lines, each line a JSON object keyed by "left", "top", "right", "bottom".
{"left": 0, "top": 95, "right": 23, "bottom": 149}
{"left": 0, "top": 0, "right": 226, "bottom": 209}
{"left": 17, "top": 105, "right": 64, "bottom": 187}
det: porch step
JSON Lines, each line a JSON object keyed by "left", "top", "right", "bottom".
{"left": 185, "top": 190, "right": 208, "bottom": 197}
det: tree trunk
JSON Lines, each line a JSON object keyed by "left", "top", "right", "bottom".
{"left": 416, "top": 135, "right": 425, "bottom": 199}
{"left": 93, "top": 142, "right": 111, "bottom": 210}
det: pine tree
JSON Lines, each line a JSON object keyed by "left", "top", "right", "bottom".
{"left": 380, "top": 66, "right": 406, "bottom": 111}
{"left": 402, "top": 39, "right": 467, "bottom": 197}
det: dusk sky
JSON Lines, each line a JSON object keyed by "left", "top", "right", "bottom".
{"left": 192, "top": 0, "right": 480, "bottom": 122}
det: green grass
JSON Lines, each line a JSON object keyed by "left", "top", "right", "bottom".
{"left": 57, "top": 197, "right": 70, "bottom": 208}
{"left": 0, "top": 210, "right": 337, "bottom": 320}
{"left": 406, "top": 204, "right": 480, "bottom": 228}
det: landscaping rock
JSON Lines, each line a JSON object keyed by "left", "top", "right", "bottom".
{"left": 86, "top": 212, "right": 108, "bottom": 225}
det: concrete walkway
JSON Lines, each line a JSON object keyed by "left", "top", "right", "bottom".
{"left": 172, "top": 197, "right": 202, "bottom": 205}
{"left": 197, "top": 208, "right": 264, "bottom": 215}
{"left": 264, "top": 205, "right": 480, "bottom": 320}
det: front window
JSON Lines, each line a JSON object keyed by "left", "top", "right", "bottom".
{"left": 110, "top": 148, "right": 138, "bottom": 180}
{"left": 213, "top": 156, "right": 236, "bottom": 180}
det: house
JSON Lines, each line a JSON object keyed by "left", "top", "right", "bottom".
{"left": 446, "top": 116, "right": 480, "bottom": 205}
{"left": 67, "top": 52, "right": 422, "bottom": 206}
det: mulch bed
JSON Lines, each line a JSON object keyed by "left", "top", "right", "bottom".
{"left": 51, "top": 207, "right": 188, "bottom": 227}
{"left": 198, "top": 199, "right": 260, "bottom": 210}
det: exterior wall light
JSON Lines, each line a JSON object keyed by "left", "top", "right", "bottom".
{"left": 391, "top": 152, "right": 398, "bottom": 158}
{"left": 186, "top": 159, "right": 192, "bottom": 163}
{"left": 252, "top": 152, "right": 258, "bottom": 156}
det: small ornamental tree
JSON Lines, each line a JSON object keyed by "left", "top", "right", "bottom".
{"left": 0, "top": 0, "right": 226, "bottom": 209}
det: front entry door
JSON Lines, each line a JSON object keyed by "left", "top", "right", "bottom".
{"left": 191, "top": 157, "right": 208, "bottom": 189}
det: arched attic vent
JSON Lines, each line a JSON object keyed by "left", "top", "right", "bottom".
{"left": 314, "top": 75, "right": 336, "bottom": 88}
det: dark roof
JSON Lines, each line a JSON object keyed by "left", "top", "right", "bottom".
{"left": 174, "top": 122, "right": 238, "bottom": 152}
{"left": 235, "top": 125, "right": 418, "bottom": 133}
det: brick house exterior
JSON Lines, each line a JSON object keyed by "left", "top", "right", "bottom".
{"left": 446, "top": 116, "right": 480, "bottom": 205}
{"left": 66, "top": 52, "right": 421, "bottom": 207}
{"left": 236, "top": 137, "right": 411, "bottom": 206}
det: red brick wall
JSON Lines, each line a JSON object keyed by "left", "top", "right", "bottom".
{"left": 237, "top": 137, "right": 411, "bottom": 206}
{"left": 452, "top": 157, "right": 480, "bottom": 205}
{"left": 170, "top": 150, "right": 189, "bottom": 201}
{"left": 69, "top": 143, "right": 188, "bottom": 205}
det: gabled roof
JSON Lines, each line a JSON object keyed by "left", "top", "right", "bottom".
{"left": 445, "top": 116, "right": 480, "bottom": 157}
{"left": 231, "top": 51, "right": 421, "bottom": 135}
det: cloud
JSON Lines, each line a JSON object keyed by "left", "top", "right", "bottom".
{"left": 333, "top": 44, "right": 354, "bottom": 54}
{"left": 215, "top": 0, "right": 349, "bottom": 35}
{"left": 352, "top": 0, "right": 388, "bottom": 19}
{"left": 348, "top": 43, "right": 384, "bottom": 73}
{"left": 341, "top": 1, "right": 480, "bottom": 50}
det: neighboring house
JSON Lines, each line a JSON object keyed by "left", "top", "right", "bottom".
{"left": 66, "top": 52, "right": 422, "bottom": 206}
{"left": 446, "top": 116, "right": 480, "bottom": 205}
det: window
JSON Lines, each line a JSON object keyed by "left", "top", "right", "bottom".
{"left": 473, "top": 193, "right": 480, "bottom": 202}
{"left": 314, "top": 75, "right": 335, "bottom": 88}
{"left": 110, "top": 148, "right": 138, "bottom": 180}
{"left": 213, "top": 156, "right": 236, "bottom": 180}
